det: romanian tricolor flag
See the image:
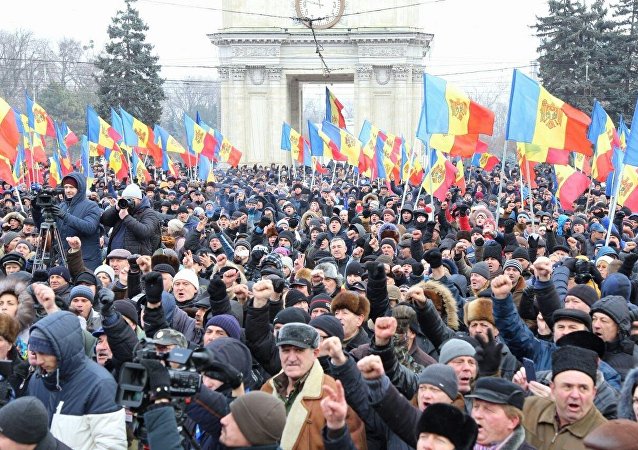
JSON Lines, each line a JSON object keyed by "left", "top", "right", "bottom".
{"left": 281, "top": 122, "right": 309, "bottom": 165}
{"left": 219, "top": 139, "right": 242, "bottom": 168}
{"left": 308, "top": 121, "right": 348, "bottom": 163}
{"left": 421, "top": 73, "right": 495, "bottom": 136}
{"left": 26, "top": 94, "right": 55, "bottom": 137}
{"left": 517, "top": 143, "right": 570, "bottom": 165}
{"left": 430, "top": 133, "right": 487, "bottom": 158}
{"left": 617, "top": 165, "right": 638, "bottom": 211}
{"left": 326, "top": 88, "right": 346, "bottom": 128}
{"left": 588, "top": 101, "right": 620, "bottom": 181}
{"left": 422, "top": 149, "right": 457, "bottom": 201}
{"left": 131, "top": 148, "right": 151, "bottom": 183}
{"left": 0, "top": 98, "right": 19, "bottom": 161}
{"left": 553, "top": 165, "right": 590, "bottom": 211}
{"left": 471, "top": 152, "right": 500, "bottom": 172}
{"left": 184, "top": 113, "right": 215, "bottom": 160}
{"left": 322, "top": 121, "right": 360, "bottom": 166}
{"left": 87, "top": 106, "right": 121, "bottom": 150}
{"left": 506, "top": 69, "right": 592, "bottom": 156}
{"left": 455, "top": 159, "right": 466, "bottom": 195}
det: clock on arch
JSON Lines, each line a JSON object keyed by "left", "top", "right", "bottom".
{"left": 295, "top": 0, "right": 346, "bottom": 30}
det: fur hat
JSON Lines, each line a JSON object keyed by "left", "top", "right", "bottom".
{"left": 463, "top": 298, "right": 494, "bottom": 327}
{"left": 552, "top": 345, "right": 598, "bottom": 384}
{"left": 416, "top": 403, "right": 477, "bottom": 450}
{"left": 331, "top": 291, "right": 370, "bottom": 320}
{"left": 584, "top": 419, "right": 638, "bottom": 450}
{"left": 377, "top": 222, "right": 400, "bottom": 243}
{"left": 0, "top": 313, "right": 19, "bottom": 344}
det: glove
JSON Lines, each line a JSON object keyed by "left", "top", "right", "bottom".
{"left": 424, "top": 248, "right": 443, "bottom": 269}
{"left": 140, "top": 359, "right": 171, "bottom": 401}
{"left": 272, "top": 277, "right": 286, "bottom": 294}
{"left": 257, "top": 216, "right": 272, "bottom": 230}
{"left": 143, "top": 271, "right": 164, "bottom": 304}
{"left": 128, "top": 254, "right": 141, "bottom": 274}
{"left": 527, "top": 235, "right": 539, "bottom": 249}
{"left": 207, "top": 276, "right": 228, "bottom": 302}
{"left": 504, "top": 218, "right": 516, "bottom": 234}
{"left": 98, "top": 288, "right": 115, "bottom": 317}
{"left": 211, "top": 208, "right": 222, "bottom": 222}
{"left": 250, "top": 249, "right": 265, "bottom": 266}
{"left": 411, "top": 262, "right": 425, "bottom": 277}
{"left": 365, "top": 261, "right": 386, "bottom": 281}
{"left": 50, "top": 205, "right": 66, "bottom": 219}
{"left": 425, "top": 221, "right": 436, "bottom": 233}
{"left": 474, "top": 329, "right": 503, "bottom": 377}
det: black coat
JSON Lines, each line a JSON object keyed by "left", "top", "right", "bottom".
{"left": 101, "top": 196, "right": 162, "bottom": 256}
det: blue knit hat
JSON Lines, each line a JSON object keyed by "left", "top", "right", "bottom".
{"left": 205, "top": 314, "right": 241, "bottom": 340}
{"left": 48, "top": 266, "right": 71, "bottom": 283}
{"left": 69, "top": 285, "right": 94, "bottom": 303}
{"left": 28, "top": 328, "right": 55, "bottom": 355}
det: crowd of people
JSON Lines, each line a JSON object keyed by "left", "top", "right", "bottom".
{"left": 1, "top": 160, "right": 638, "bottom": 449}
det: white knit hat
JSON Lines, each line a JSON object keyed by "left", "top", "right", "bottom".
{"left": 94, "top": 264, "right": 116, "bottom": 282}
{"left": 122, "top": 184, "right": 143, "bottom": 200}
{"left": 173, "top": 269, "right": 200, "bottom": 290}
{"left": 167, "top": 219, "right": 184, "bottom": 234}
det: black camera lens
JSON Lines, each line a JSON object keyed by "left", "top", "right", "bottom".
{"left": 118, "top": 198, "right": 134, "bottom": 209}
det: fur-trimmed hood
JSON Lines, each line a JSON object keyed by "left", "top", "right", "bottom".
{"left": 300, "top": 210, "right": 321, "bottom": 231}
{"left": 419, "top": 279, "right": 460, "bottom": 330}
{"left": 469, "top": 205, "right": 496, "bottom": 229}
{"left": 362, "top": 193, "right": 379, "bottom": 205}
{"left": 619, "top": 367, "right": 638, "bottom": 420}
{"left": 0, "top": 277, "right": 34, "bottom": 332}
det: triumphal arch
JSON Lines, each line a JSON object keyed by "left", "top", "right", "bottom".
{"left": 209, "top": 0, "right": 433, "bottom": 164}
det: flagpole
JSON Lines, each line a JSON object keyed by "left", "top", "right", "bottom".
{"left": 495, "top": 141, "right": 508, "bottom": 224}
{"left": 398, "top": 141, "right": 417, "bottom": 224}
{"left": 605, "top": 171, "right": 622, "bottom": 247}
{"left": 310, "top": 158, "right": 316, "bottom": 191}
{"left": 524, "top": 159, "right": 536, "bottom": 228}
{"left": 425, "top": 140, "right": 435, "bottom": 214}
{"left": 414, "top": 140, "right": 427, "bottom": 209}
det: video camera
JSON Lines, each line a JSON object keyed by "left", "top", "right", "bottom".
{"left": 34, "top": 187, "right": 63, "bottom": 221}
{"left": 117, "top": 339, "right": 242, "bottom": 411}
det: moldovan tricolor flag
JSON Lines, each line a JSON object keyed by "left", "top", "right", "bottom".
{"left": 131, "top": 148, "right": 151, "bottom": 183}
{"left": 455, "top": 159, "right": 466, "bottom": 195}
{"left": 572, "top": 152, "right": 591, "bottom": 177}
{"left": 554, "top": 165, "right": 590, "bottom": 211}
{"left": 281, "top": 122, "right": 309, "bottom": 165}
{"left": 623, "top": 99, "right": 638, "bottom": 167}
{"left": 0, "top": 98, "right": 19, "bottom": 161}
{"left": 430, "top": 133, "right": 487, "bottom": 158}
{"left": 219, "top": 139, "right": 242, "bottom": 168}
{"left": 322, "top": 120, "right": 360, "bottom": 166}
{"left": 422, "top": 149, "right": 457, "bottom": 202}
{"left": 120, "top": 108, "right": 163, "bottom": 165}
{"left": 87, "top": 106, "right": 121, "bottom": 150}
{"left": 26, "top": 94, "right": 55, "bottom": 137}
{"left": 588, "top": 100, "right": 620, "bottom": 181}
{"left": 421, "top": 73, "right": 495, "bottom": 136}
{"left": 326, "top": 87, "right": 346, "bottom": 128}
{"left": 184, "top": 113, "right": 215, "bottom": 160}
{"left": 60, "top": 122, "right": 79, "bottom": 148}
{"left": 471, "top": 152, "right": 500, "bottom": 172}
{"left": 506, "top": 69, "right": 592, "bottom": 156}
{"left": 617, "top": 165, "right": 638, "bottom": 211}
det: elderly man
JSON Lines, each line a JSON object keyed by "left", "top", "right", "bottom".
{"left": 522, "top": 345, "right": 607, "bottom": 449}
{"left": 261, "top": 323, "right": 366, "bottom": 449}
{"left": 331, "top": 291, "right": 370, "bottom": 351}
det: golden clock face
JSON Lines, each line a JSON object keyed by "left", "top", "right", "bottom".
{"left": 295, "top": 0, "right": 345, "bottom": 30}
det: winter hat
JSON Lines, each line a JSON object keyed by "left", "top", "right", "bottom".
{"left": 380, "top": 238, "right": 397, "bottom": 251}
{"left": 416, "top": 403, "right": 477, "bottom": 450}
{"left": 114, "top": 300, "right": 139, "bottom": 326}
{"left": 94, "top": 264, "right": 116, "bottom": 283}
{"left": 556, "top": 330, "right": 605, "bottom": 358}
{"left": 601, "top": 273, "right": 632, "bottom": 302}
{"left": 0, "top": 313, "right": 19, "bottom": 344}
{"left": 590, "top": 295, "right": 631, "bottom": 335}
{"left": 382, "top": 208, "right": 395, "bottom": 218}
{"left": 456, "top": 230, "right": 471, "bottom": 242}
{"left": 48, "top": 266, "right": 71, "bottom": 283}
{"left": 75, "top": 270, "right": 98, "bottom": 287}
{"left": 230, "top": 392, "right": 287, "bottom": 446}
{"left": 439, "top": 338, "right": 476, "bottom": 365}
{"left": 470, "top": 262, "right": 490, "bottom": 281}
{"left": 331, "top": 291, "right": 370, "bottom": 320}
{"left": 583, "top": 419, "right": 638, "bottom": 450}
{"left": 315, "top": 262, "right": 342, "bottom": 284}
{"left": 28, "top": 328, "right": 55, "bottom": 355}
{"left": 345, "top": 261, "right": 364, "bottom": 277}
{"left": 551, "top": 345, "right": 598, "bottom": 384}
{"left": 309, "top": 314, "right": 344, "bottom": 341}
{"left": 167, "top": 219, "right": 184, "bottom": 234}
{"left": 1, "top": 231, "right": 19, "bottom": 246}
{"left": 285, "top": 289, "right": 308, "bottom": 308}
{"left": 205, "top": 314, "right": 241, "bottom": 340}
{"left": 553, "top": 308, "right": 592, "bottom": 330}
{"left": 69, "top": 285, "right": 94, "bottom": 303}
{"left": 278, "top": 230, "right": 295, "bottom": 245}
{"left": 309, "top": 294, "right": 332, "bottom": 314}
{"left": 234, "top": 239, "right": 252, "bottom": 252}
{"left": 503, "top": 259, "right": 523, "bottom": 273}
{"left": 273, "top": 307, "right": 310, "bottom": 326}
{"left": 512, "top": 247, "right": 530, "bottom": 262}
{"left": 205, "top": 337, "right": 253, "bottom": 387}
{"left": 463, "top": 298, "right": 494, "bottom": 327}
{"left": 173, "top": 269, "right": 200, "bottom": 291}
{"left": 466, "top": 377, "right": 525, "bottom": 410}
{"left": 153, "top": 263, "right": 176, "bottom": 278}
{"left": 566, "top": 285, "right": 599, "bottom": 307}
{"left": 0, "top": 396, "right": 56, "bottom": 446}
{"left": 482, "top": 243, "right": 502, "bottom": 265}
{"left": 122, "top": 183, "right": 143, "bottom": 200}
{"left": 417, "top": 363, "right": 458, "bottom": 401}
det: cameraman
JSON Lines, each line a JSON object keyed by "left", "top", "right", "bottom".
{"left": 33, "top": 173, "right": 103, "bottom": 270}
{"left": 100, "top": 183, "right": 162, "bottom": 256}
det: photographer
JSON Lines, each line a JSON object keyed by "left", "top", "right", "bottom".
{"left": 100, "top": 183, "right": 162, "bottom": 256}
{"left": 33, "top": 173, "right": 103, "bottom": 270}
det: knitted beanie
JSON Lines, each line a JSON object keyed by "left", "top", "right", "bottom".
{"left": 417, "top": 363, "right": 458, "bottom": 401}
{"left": 205, "top": 314, "right": 241, "bottom": 340}
{"left": 439, "top": 338, "right": 476, "bottom": 365}
{"left": 230, "top": 392, "right": 287, "bottom": 445}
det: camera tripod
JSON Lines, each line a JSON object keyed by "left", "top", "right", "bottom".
{"left": 32, "top": 217, "right": 67, "bottom": 272}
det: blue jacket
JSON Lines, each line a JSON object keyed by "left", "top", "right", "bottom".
{"left": 27, "top": 311, "right": 126, "bottom": 449}
{"left": 34, "top": 172, "right": 103, "bottom": 270}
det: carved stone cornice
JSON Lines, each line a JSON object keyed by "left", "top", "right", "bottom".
{"left": 412, "top": 66, "right": 425, "bottom": 82}
{"left": 392, "top": 65, "right": 410, "bottom": 81}
{"left": 356, "top": 65, "right": 372, "bottom": 80}
{"left": 231, "top": 45, "right": 279, "bottom": 57}
{"left": 267, "top": 67, "right": 283, "bottom": 81}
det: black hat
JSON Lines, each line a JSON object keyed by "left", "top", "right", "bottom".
{"left": 74, "top": 270, "right": 98, "bottom": 287}
{"left": 512, "top": 247, "right": 530, "bottom": 262}
{"left": 285, "top": 289, "right": 308, "bottom": 308}
{"left": 0, "top": 396, "right": 57, "bottom": 446}
{"left": 416, "top": 403, "right": 477, "bottom": 450}
{"left": 345, "top": 261, "right": 364, "bottom": 277}
{"left": 556, "top": 330, "right": 605, "bottom": 358}
{"left": 566, "top": 285, "right": 599, "bottom": 307}
{"left": 153, "top": 263, "right": 177, "bottom": 277}
{"left": 552, "top": 308, "right": 592, "bottom": 330}
{"left": 553, "top": 244, "right": 570, "bottom": 254}
{"left": 309, "top": 294, "right": 331, "bottom": 313}
{"left": 482, "top": 242, "right": 502, "bottom": 265}
{"left": 552, "top": 345, "right": 598, "bottom": 384}
{"left": 466, "top": 377, "right": 525, "bottom": 410}
{"left": 176, "top": 205, "right": 189, "bottom": 214}
{"left": 273, "top": 307, "right": 310, "bottom": 326}
{"left": 290, "top": 278, "right": 311, "bottom": 290}
{"left": 309, "top": 314, "right": 344, "bottom": 341}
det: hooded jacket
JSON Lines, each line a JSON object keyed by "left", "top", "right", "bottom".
{"left": 619, "top": 367, "right": 638, "bottom": 420}
{"left": 101, "top": 195, "right": 162, "bottom": 256}
{"left": 27, "top": 311, "right": 126, "bottom": 450}
{"left": 34, "top": 172, "right": 103, "bottom": 270}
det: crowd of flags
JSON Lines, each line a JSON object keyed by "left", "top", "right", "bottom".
{"left": 0, "top": 94, "right": 244, "bottom": 190}
{"left": 284, "top": 71, "right": 636, "bottom": 213}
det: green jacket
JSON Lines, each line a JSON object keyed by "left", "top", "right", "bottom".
{"left": 522, "top": 396, "right": 607, "bottom": 450}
